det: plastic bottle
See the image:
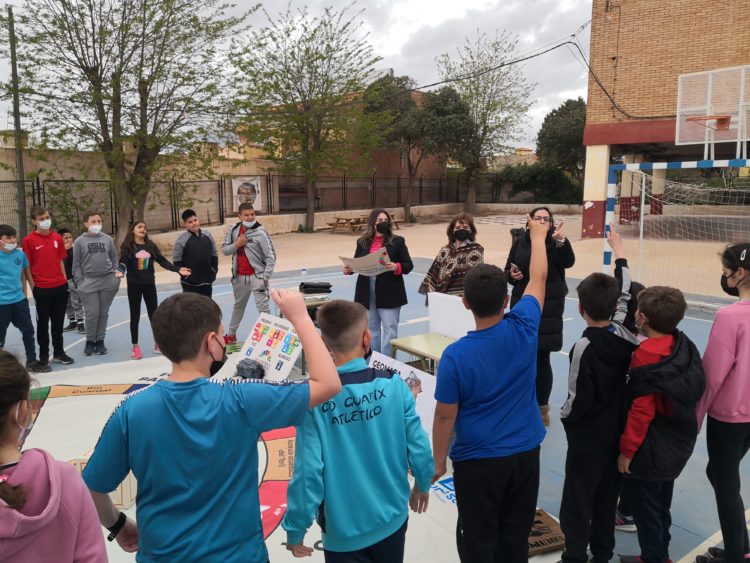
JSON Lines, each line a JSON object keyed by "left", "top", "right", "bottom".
{"left": 300, "top": 268, "right": 307, "bottom": 282}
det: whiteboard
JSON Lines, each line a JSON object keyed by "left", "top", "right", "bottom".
{"left": 428, "top": 292, "right": 475, "bottom": 340}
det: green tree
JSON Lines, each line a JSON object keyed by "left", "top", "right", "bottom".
{"left": 7, "top": 0, "right": 249, "bottom": 245}
{"left": 437, "top": 31, "right": 534, "bottom": 212}
{"left": 232, "top": 4, "right": 381, "bottom": 231}
{"left": 536, "top": 97, "right": 586, "bottom": 184}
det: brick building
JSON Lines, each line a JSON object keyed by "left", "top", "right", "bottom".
{"left": 581, "top": 0, "right": 750, "bottom": 237}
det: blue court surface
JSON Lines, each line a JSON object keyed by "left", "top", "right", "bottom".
{"left": 4, "top": 258, "right": 742, "bottom": 561}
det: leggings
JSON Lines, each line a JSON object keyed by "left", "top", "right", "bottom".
{"left": 536, "top": 349, "right": 553, "bottom": 406}
{"left": 128, "top": 283, "right": 158, "bottom": 344}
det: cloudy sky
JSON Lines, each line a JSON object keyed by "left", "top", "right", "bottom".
{"left": 1, "top": 0, "right": 592, "bottom": 149}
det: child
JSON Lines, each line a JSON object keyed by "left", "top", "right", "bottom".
{"left": 559, "top": 227, "right": 640, "bottom": 563}
{"left": 173, "top": 209, "right": 218, "bottom": 297}
{"left": 618, "top": 287, "right": 706, "bottom": 563}
{"left": 695, "top": 243, "right": 750, "bottom": 563}
{"left": 221, "top": 203, "right": 276, "bottom": 344}
{"left": 0, "top": 349, "right": 106, "bottom": 561}
{"left": 432, "top": 216, "right": 549, "bottom": 563}
{"left": 0, "top": 225, "right": 47, "bottom": 373}
{"left": 282, "top": 300, "right": 434, "bottom": 561}
{"left": 72, "top": 211, "right": 122, "bottom": 356}
{"left": 21, "top": 207, "right": 73, "bottom": 366}
{"left": 118, "top": 221, "right": 190, "bottom": 360}
{"left": 57, "top": 228, "right": 85, "bottom": 334}
{"left": 82, "top": 289, "right": 341, "bottom": 561}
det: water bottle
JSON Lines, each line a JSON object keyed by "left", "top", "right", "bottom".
{"left": 300, "top": 268, "right": 307, "bottom": 282}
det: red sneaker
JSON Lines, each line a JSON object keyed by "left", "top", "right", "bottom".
{"left": 224, "top": 335, "right": 238, "bottom": 345}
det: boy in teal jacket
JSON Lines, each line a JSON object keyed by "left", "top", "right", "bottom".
{"left": 283, "top": 300, "right": 434, "bottom": 562}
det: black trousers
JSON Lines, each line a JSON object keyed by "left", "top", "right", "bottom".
{"left": 706, "top": 417, "right": 750, "bottom": 562}
{"left": 560, "top": 449, "right": 621, "bottom": 563}
{"left": 127, "top": 283, "right": 158, "bottom": 344}
{"left": 536, "top": 349, "right": 553, "bottom": 406}
{"left": 181, "top": 282, "right": 212, "bottom": 298}
{"left": 0, "top": 299, "right": 36, "bottom": 362}
{"left": 453, "top": 447, "right": 540, "bottom": 563}
{"left": 629, "top": 478, "right": 674, "bottom": 563}
{"left": 32, "top": 283, "right": 68, "bottom": 359}
{"left": 618, "top": 479, "right": 633, "bottom": 517}
{"left": 323, "top": 519, "right": 407, "bottom": 563}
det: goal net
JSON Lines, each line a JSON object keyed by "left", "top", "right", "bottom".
{"left": 614, "top": 168, "right": 750, "bottom": 300}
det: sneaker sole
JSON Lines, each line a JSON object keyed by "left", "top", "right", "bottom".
{"left": 51, "top": 358, "right": 74, "bottom": 365}
{"left": 615, "top": 524, "right": 637, "bottom": 532}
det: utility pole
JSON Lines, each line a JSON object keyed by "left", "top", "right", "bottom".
{"left": 8, "top": 6, "right": 27, "bottom": 237}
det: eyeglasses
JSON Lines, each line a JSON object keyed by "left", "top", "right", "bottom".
{"left": 532, "top": 216, "right": 552, "bottom": 223}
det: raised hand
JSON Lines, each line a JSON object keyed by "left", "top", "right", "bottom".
{"left": 606, "top": 224, "right": 625, "bottom": 260}
{"left": 552, "top": 221, "right": 567, "bottom": 242}
{"left": 527, "top": 214, "right": 550, "bottom": 241}
{"left": 270, "top": 288, "right": 307, "bottom": 324}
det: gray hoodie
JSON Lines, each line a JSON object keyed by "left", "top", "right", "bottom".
{"left": 72, "top": 232, "right": 121, "bottom": 291}
{"left": 222, "top": 222, "right": 276, "bottom": 281}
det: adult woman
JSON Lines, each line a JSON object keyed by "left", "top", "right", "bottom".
{"left": 344, "top": 209, "right": 413, "bottom": 357}
{"left": 504, "top": 207, "right": 575, "bottom": 425}
{"left": 418, "top": 213, "right": 484, "bottom": 299}
{"left": 695, "top": 243, "right": 750, "bottom": 563}
{"left": 118, "top": 221, "right": 190, "bottom": 360}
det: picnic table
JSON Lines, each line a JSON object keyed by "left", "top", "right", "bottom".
{"left": 327, "top": 213, "right": 401, "bottom": 234}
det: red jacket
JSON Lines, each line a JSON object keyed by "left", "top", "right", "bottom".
{"left": 22, "top": 230, "right": 67, "bottom": 289}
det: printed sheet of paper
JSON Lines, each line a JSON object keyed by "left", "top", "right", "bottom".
{"left": 368, "top": 352, "right": 436, "bottom": 439}
{"left": 238, "top": 313, "right": 303, "bottom": 381}
{"left": 339, "top": 248, "right": 391, "bottom": 277}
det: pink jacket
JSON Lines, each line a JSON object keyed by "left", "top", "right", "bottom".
{"left": 0, "top": 448, "right": 106, "bottom": 562}
{"left": 696, "top": 301, "right": 750, "bottom": 430}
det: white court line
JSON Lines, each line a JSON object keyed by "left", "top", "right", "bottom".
{"left": 677, "top": 508, "right": 750, "bottom": 563}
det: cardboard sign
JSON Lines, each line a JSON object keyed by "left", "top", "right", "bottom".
{"left": 339, "top": 248, "right": 391, "bottom": 277}
{"left": 238, "top": 313, "right": 302, "bottom": 381}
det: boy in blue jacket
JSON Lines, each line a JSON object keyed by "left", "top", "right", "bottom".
{"left": 283, "top": 299, "right": 434, "bottom": 562}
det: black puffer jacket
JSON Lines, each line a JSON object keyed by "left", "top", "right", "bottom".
{"left": 504, "top": 229, "right": 575, "bottom": 352}
{"left": 626, "top": 330, "right": 706, "bottom": 481}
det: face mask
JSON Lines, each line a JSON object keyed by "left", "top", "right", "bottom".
{"left": 721, "top": 272, "right": 740, "bottom": 297}
{"left": 88, "top": 224, "right": 103, "bottom": 235}
{"left": 16, "top": 401, "right": 33, "bottom": 448}
{"left": 454, "top": 229, "right": 471, "bottom": 242}
{"left": 376, "top": 222, "right": 389, "bottom": 234}
{"left": 209, "top": 335, "right": 228, "bottom": 377}
{"left": 242, "top": 220, "right": 257, "bottom": 229}
{"left": 2, "top": 242, "right": 17, "bottom": 251}
{"left": 38, "top": 219, "right": 52, "bottom": 230}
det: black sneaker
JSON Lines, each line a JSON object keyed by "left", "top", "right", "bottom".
{"left": 83, "top": 341, "right": 96, "bottom": 356}
{"left": 94, "top": 341, "right": 108, "bottom": 355}
{"left": 615, "top": 509, "right": 637, "bottom": 532}
{"left": 63, "top": 321, "right": 77, "bottom": 332}
{"left": 696, "top": 556, "right": 719, "bottom": 563}
{"left": 26, "top": 360, "right": 51, "bottom": 373}
{"left": 52, "top": 353, "right": 75, "bottom": 365}
{"left": 708, "top": 547, "right": 726, "bottom": 559}
{"left": 77, "top": 323, "right": 86, "bottom": 334}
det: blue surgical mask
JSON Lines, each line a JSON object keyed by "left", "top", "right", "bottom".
{"left": 2, "top": 242, "right": 17, "bottom": 251}
{"left": 16, "top": 401, "right": 34, "bottom": 448}
{"left": 38, "top": 219, "right": 52, "bottom": 230}
{"left": 242, "top": 220, "right": 257, "bottom": 229}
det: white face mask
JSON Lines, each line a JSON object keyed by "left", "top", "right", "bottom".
{"left": 2, "top": 242, "right": 17, "bottom": 251}
{"left": 88, "top": 224, "right": 103, "bottom": 235}
{"left": 16, "top": 401, "right": 34, "bottom": 448}
{"left": 38, "top": 219, "right": 52, "bottom": 230}
{"left": 242, "top": 220, "right": 256, "bottom": 229}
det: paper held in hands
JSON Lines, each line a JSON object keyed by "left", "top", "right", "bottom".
{"left": 339, "top": 248, "right": 391, "bottom": 277}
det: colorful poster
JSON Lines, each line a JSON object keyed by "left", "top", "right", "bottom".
{"left": 232, "top": 175, "right": 263, "bottom": 212}
{"left": 339, "top": 248, "right": 391, "bottom": 277}
{"left": 368, "top": 352, "right": 436, "bottom": 439}
{"left": 238, "top": 313, "right": 303, "bottom": 381}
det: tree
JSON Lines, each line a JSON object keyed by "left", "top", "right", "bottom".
{"left": 8, "top": 0, "right": 248, "bottom": 245}
{"left": 364, "top": 75, "right": 474, "bottom": 219}
{"left": 232, "top": 4, "right": 381, "bottom": 231}
{"left": 437, "top": 31, "right": 534, "bottom": 212}
{"left": 536, "top": 97, "right": 586, "bottom": 185}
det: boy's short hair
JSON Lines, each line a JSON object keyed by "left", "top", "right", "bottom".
{"left": 29, "top": 206, "right": 47, "bottom": 220}
{"left": 0, "top": 224, "right": 17, "bottom": 238}
{"left": 181, "top": 209, "right": 197, "bottom": 222}
{"left": 576, "top": 273, "right": 621, "bottom": 322}
{"left": 463, "top": 264, "right": 508, "bottom": 318}
{"left": 238, "top": 202, "right": 255, "bottom": 213}
{"left": 151, "top": 293, "right": 222, "bottom": 363}
{"left": 317, "top": 300, "right": 368, "bottom": 354}
{"left": 82, "top": 210, "right": 101, "bottom": 223}
{"left": 638, "top": 286, "right": 687, "bottom": 334}
{"left": 57, "top": 228, "right": 72, "bottom": 237}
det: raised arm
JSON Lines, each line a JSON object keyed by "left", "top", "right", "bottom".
{"left": 522, "top": 215, "right": 550, "bottom": 305}
{"left": 608, "top": 225, "right": 631, "bottom": 323}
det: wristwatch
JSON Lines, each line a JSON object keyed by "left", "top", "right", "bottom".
{"left": 107, "top": 511, "right": 127, "bottom": 542}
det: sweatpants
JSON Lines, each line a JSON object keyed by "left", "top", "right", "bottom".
{"left": 706, "top": 416, "right": 750, "bottom": 563}
{"left": 228, "top": 275, "right": 270, "bottom": 336}
{"left": 0, "top": 299, "right": 37, "bottom": 363}
{"left": 560, "top": 449, "right": 621, "bottom": 563}
{"left": 618, "top": 479, "right": 633, "bottom": 517}
{"left": 181, "top": 282, "right": 212, "bottom": 298}
{"left": 453, "top": 447, "right": 540, "bottom": 563}
{"left": 32, "top": 283, "right": 69, "bottom": 360}
{"left": 629, "top": 478, "right": 674, "bottom": 563}
{"left": 127, "top": 283, "right": 158, "bottom": 344}
{"left": 78, "top": 275, "right": 120, "bottom": 342}
{"left": 536, "top": 349, "right": 553, "bottom": 406}
{"left": 323, "top": 519, "right": 408, "bottom": 563}
{"left": 66, "top": 279, "right": 84, "bottom": 322}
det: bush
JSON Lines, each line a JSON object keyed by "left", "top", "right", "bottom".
{"left": 497, "top": 162, "right": 581, "bottom": 204}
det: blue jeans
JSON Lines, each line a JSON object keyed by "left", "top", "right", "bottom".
{"left": 368, "top": 278, "right": 401, "bottom": 357}
{"left": 0, "top": 298, "right": 37, "bottom": 363}
{"left": 629, "top": 478, "right": 674, "bottom": 563}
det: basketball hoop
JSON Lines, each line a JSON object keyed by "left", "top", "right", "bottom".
{"left": 686, "top": 115, "right": 732, "bottom": 131}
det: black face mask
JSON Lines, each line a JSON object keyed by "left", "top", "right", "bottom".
{"left": 375, "top": 222, "right": 390, "bottom": 234}
{"left": 364, "top": 347, "right": 373, "bottom": 362}
{"left": 209, "top": 335, "right": 228, "bottom": 377}
{"left": 454, "top": 229, "right": 471, "bottom": 242}
{"left": 721, "top": 272, "right": 740, "bottom": 297}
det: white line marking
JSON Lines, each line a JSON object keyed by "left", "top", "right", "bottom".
{"left": 400, "top": 316, "right": 429, "bottom": 326}
{"left": 677, "top": 508, "right": 750, "bottom": 563}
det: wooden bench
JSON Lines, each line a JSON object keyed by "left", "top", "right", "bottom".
{"left": 327, "top": 216, "right": 369, "bottom": 234}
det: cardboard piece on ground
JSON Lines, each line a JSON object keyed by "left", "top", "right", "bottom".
{"left": 70, "top": 449, "right": 137, "bottom": 509}
{"left": 427, "top": 292, "right": 475, "bottom": 340}
{"left": 339, "top": 248, "right": 391, "bottom": 277}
